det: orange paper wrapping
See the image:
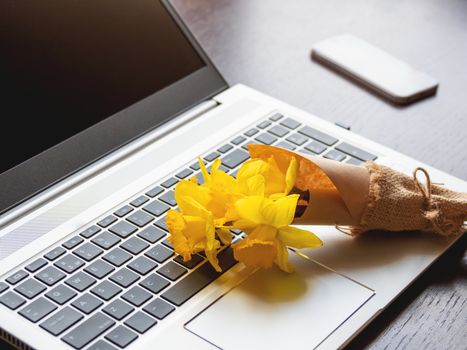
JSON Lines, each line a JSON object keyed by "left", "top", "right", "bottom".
{"left": 248, "top": 144, "right": 370, "bottom": 226}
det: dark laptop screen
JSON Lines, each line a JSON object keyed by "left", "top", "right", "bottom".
{"left": 0, "top": 0, "right": 205, "bottom": 175}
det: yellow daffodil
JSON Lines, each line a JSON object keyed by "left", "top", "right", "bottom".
{"left": 166, "top": 152, "right": 322, "bottom": 273}
{"left": 231, "top": 195, "right": 322, "bottom": 272}
{"left": 236, "top": 155, "right": 298, "bottom": 198}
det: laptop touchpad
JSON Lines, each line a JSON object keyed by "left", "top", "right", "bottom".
{"left": 185, "top": 254, "right": 374, "bottom": 349}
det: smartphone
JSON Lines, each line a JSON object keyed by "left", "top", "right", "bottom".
{"left": 311, "top": 34, "right": 438, "bottom": 105}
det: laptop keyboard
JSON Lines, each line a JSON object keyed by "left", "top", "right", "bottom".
{"left": 0, "top": 112, "right": 377, "bottom": 350}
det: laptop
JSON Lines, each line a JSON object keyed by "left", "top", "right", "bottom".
{"left": 0, "top": 1, "right": 465, "bottom": 349}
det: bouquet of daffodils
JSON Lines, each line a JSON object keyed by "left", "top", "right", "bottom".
{"left": 165, "top": 146, "right": 322, "bottom": 273}
{"left": 167, "top": 144, "right": 467, "bottom": 273}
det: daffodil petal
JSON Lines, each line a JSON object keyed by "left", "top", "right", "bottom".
{"left": 277, "top": 226, "right": 323, "bottom": 249}
{"left": 232, "top": 238, "right": 277, "bottom": 269}
{"left": 234, "top": 196, "right": 266, "bottom": 224}
{"left": 261, "top": 194, "right": 299, "bottom": 228}
{"left": 217, "top": 228, "right": 233, "bottom": 245}
{"left": 199, "top": 157, "right": 210, "bottom": 184}
{"left": 284, "top": 156, "right": 298, "bottom": 195}
{"left": 274, "top": 240, "right": 294, "bottom": 273}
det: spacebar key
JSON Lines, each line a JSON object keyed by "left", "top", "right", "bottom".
{"left": 61, "top": 312, "right": 115, "bottom": 349}
{"left": 161, "top": 247, "right": 237, "bottom": 306}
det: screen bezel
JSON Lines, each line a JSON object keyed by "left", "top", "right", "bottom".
{"left": 0, "top": 0, "right": 228, "bottom": 215}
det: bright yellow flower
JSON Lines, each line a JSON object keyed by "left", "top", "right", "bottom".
{"left": 236, "top": 156, "right": 298, "bottom": 198}
{"left": 166, "top": 153, "right": 321, "bottom": 273}
{"left": 231, "top": 195, "right": 322, "bottom": 272}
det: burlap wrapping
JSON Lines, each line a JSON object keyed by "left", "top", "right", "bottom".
{"left": 351, "top": 162, "right": 467, "bottom": 236}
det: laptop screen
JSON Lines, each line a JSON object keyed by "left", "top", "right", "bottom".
{"left": 0, "top": 0, "right": 226, "bottom": 214}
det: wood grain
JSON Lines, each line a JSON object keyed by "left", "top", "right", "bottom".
{"left": 170, "top": 0, "right": 467, "bottom": 349}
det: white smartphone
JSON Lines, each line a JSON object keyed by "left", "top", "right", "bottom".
{"left": 311, "top": 34, "right": 438, "bottom": 105}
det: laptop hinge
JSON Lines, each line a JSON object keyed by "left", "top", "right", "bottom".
{"left": 0, "top": 99, "right": 220, "bottom": 229}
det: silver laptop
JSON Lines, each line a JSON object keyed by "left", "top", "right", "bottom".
{"left": 0, "top": 1, "right": 465, "bottom": 350}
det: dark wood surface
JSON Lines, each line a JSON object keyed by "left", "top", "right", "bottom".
{"left": 170, "top": 0, "right": 467, "bottom": 349}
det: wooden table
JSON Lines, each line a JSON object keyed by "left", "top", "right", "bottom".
{"left": 171, "top": 0, "right": 467, "bottom": 349}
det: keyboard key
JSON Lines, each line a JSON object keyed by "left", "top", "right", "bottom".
{"left": 54, "top": 254, "right": 85, "bottom": 273}
{"left": 158, "top": 190, "right": 176, "bottom": 206}
{"left": 92, "top": 232, "right": 121, "bottom": 250}
{"left": 157, "top": 261, "right": 187, "bottom": 281}
{"left": 130, "top": 195, "right": 149, "bottom": 207}
{"left": 140, "top": 274, "right": 170, "bottom": 294}
{"left": 346, "top": 157, "right": 363, "bottom": 166}
{"left": 145, "top": 245, "right": 173, "bottom": 263}
{"left": 268, "top": 125, "right": 289, "bottom": 137}
{"left": 244, "top": 128, "right": 259, "bottom": 137}
{"left": 109, "top": 221, "right": 137, "bottom": 238}
{"left": 114, "top": 205, "right": 133, "bottom": 218}
{"left": 189, "top": 160, "right": 205, "bottom": 171}
{"left": 145, "top": 186, "right": 164, "bottom": 198}
{"left": 14, "top": 278, "right": 46, "bottom": 299}
{"left": 6, "top": 270, "right": 29, "bottom": 285}
{"left": 97, "top": 215, "right": 118, "bottom": 228}
{"left": 217, "top": 144, "right": 233, "bottom": 153}
{"left": 204, "top": 152, "right": 220, "bottom": 162}
{"left": 124, "top": 311, "right": 157, "bottom": 334}
{"left": 79, "top": 225, "right": 101, "bottom": 239}
{"left": 105, "top": 325, "right": 138, "bottom": 348}
{"left": 61, "top": 312, "right": 115, "bottom": 349}
{"left": 231, "top": 135, "right": 246, "bottom": 145}
{"left": 161, "top": 177, "right": 179, "bottom": 190}
{"left": 143, "top": 298, "right": 175, "bottom": 320}
{"left": 161, "top": 247, "right": 236, "bottom": 306}
{"left": 161, "top": 238, "right": 173, "bottom": 250}
{"left": 324, "top": 149, "right": 346, "bottom": 162}
{"left": 336, "top": 142, "right": 377, "bottom": 161}
{"left": 65, "top": 271, "right": 97, "bottom": 292}
{"left": 63, "top": 236, "right": 84, "bottom": 250}
{"left": 120, "top": 237, "right": 149, "bottom": 255}
{"left": 46, "top": 284, "right": 77, "bottom": 305}
{"left": 19, "top": 297, "right": 57, "bottom": 323}
{"left": 109, "top": 268, "right": 140, "bottom": 288}
{"left": 103, "top": 299, "right": 134, "bottom": 320}
{"left": 35, "top": 266, "right": 66, "bottom": 286}
{"left": 88, "top": 340, "right": 117, "bottom": 350}
{"left": 255, "top": 133, "right": 277, "bottom": 145}
{"left": 174, "top": 254, "right": 204, "bottom": 269}
{"left": 40, "top": 306, "right": 83, "bottom": 336}
{"left": 222, "top": 149, "right": 250, "bottom": 169}
{"left": 276, "top": 140, "right": 296, "bottom": 151}
{"left": 103, "top": 248, "right": 132, "bottom": 267}
{"left": 143, "top": 200, "right": 170, "bottom": 217}
{"left": 298, "top": 126, "right": 338, "bottom": 146}
{"left": 304, "top": 140, "right": 327, "bottom": 154}
{"left": 286, "top": 133, "right": 308, "bottom": 146}
{"left": 155, "top": 217, "right": 169, "bottom": 232}
{"left": 127, "top": 256, "right": 157, "bottom": 276}
{"left": 0, "top": 291, "right": 26, "bottom": 310}
{"left": 25, "top": 258, "right": 48, "bottom": 273}
{"left": 257, "top": 120, "right": 271, "bottom": 129}
{"left": 73, "top": 242, "right": 103, "bottom": 261}
{"left": 175, "top": 168, "right": 193, "bottom": 179}
{"left": 137, "top": 226, "right": 165, "bottom": 243}
{"left": 85, "top": 260, "right": 115, "bottom": 279}
{"left": 91, "top": 281, "right": 122, "bottom": 301}
{"left": 44, "top": 247, "right": 66, "bottom": 261}
{"left": 280, "top": 117, "right": 301, "bottom": 129}
{"left": 0, "top": 281, "right": 8, "bottom": 294}
{"left": 269, "top": 112, "right": 283, "bottom": 121}
{"left": 72, "top": 293, "right": 103, "bottom": 314}
{"left": 121, "top": 286, "right": 152, "bottom": 307}
{"left": 127, "top": 210, "right": 154, "bottom": 227}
